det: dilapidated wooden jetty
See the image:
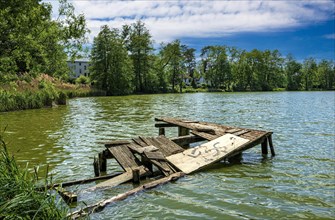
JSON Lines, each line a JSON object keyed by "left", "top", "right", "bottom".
{"left": 60, "top": 117, "right": 275, "bottom": 218}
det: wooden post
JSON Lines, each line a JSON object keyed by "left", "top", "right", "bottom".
{"left": 132, "top": 168, "right": 140, "bottom": 184}
{"left": 159, "top": 127, "right": 165, "bottom": 136}
{"left": 178, "top": 126, "right": 190, "bottom": 136}
{"left": 268, "top": 135, "right": 275, "bottom": 156}
{"left": 261, "top": 138, "right": 268, "bottom": 155}
{"left": 99, "top": 152, "right": 107, "bottom": 172}
{"left": 93, "top": 156, "right": 100, "bottom": 177}
{"left": 178, "top": 126, "right": 190, "bottom": 147}
{"left": 228, "top": 153, "right": 242, "bottom": 164}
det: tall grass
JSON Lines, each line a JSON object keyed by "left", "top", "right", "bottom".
{"left": 0, "top": 133, "right": 67, "bottom": 219}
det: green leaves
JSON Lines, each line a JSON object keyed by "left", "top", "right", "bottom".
{"left": 0, "top": 0, "right": 88, "bottom": 79}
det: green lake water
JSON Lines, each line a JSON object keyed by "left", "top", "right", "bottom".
{"left": 0, "top": 91, "right": 334, "bottom": 219}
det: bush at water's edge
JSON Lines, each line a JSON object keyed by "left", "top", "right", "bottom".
{"left": 0, "top": 74, "right": 106, "bottom": 112}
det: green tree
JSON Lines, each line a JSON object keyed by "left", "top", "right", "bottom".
{"left": 302, "top": 58, "right": 318, "bottom": 90}
{"left": 317, "top": 60, "right": 335, "bottom": 90}
{"left": 285, "top": 54, "right": 303, "bottom": 90}
{"left": 123, "top": 21, "right": 153, "bottom": 93}
{"left": 201, "top": 46, "right": 231, "bottom": 90}
{"left": 0, "top": 0, "right": 88, "bottom": 80}
{"left": 90, "top": 25, "right": 133, "bottom": 95}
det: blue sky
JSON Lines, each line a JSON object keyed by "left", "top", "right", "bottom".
{"left": 47, "top": 0, "right": 335, "bottom": 61}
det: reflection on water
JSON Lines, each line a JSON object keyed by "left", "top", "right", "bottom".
{"left": 0, "top": 91, "right": 334, "bottom": 219}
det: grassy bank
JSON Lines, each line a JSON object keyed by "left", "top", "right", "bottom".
{"left": 0, "top": 74, "right": 105, "bottom": 112}
{"left": 0, "top": 133, "right": 67, "bottom": 219}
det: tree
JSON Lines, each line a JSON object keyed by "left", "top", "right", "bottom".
{"left": 182, "top": 47, "right": 197, "bottom": 88}
{"left": 201, "top": 46, "right": 231, "bottom": 90}
{"left": 302, "top": 58, "right": 318, "bottom": 90}
{"left": 285, "top": 54, "right": 303, "bottom": 90}
{"left": 317, "top": 60, "right": 335, "bottom": 90}
{"left": 90, "top": 25, "right": 133, "bottom": 95}
{"left": 159, "top": 40, "right": 186, "bottom": 93}
{"left": 123, "top": 21, "right": 153, "bottom": 93}
{"left": 0, "top": 0, "right": 88, "bottom": 80}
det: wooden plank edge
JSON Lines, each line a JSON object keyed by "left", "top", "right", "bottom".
{"left": 68, "top": 172, "right": 185, "bottom": 219}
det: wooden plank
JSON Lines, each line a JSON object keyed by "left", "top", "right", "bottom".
{"left": 104, "top": 140, "right": 131, "bottom": 147}
{"left": 166, "top": 134, "right": 249, "bottom": 174}
{"left": 144, "top": 151, "right": 166, "bottom": 161}
{"left": 128, "top": 145, "right": 158, "bottom": 154}
{"left": 191, "top": 130, "right": 218, "bottom": 140}
{"left": 69, "top": 172, "right": 185, "bottom": 219}
{"left": 170, "top": 135, "right": 205, "bottom": 147}
{"left": 108, "top": 145, "right": 140, "bottom": 171}
{"left": 157, "top": 136, "right": 184, "bottom": 155}
{"left": 226, "top": 128, "right": 241, "bottom": 133}
{"left": 132, "top": 137, "right": 148, "bottom": 147}
{"left": 87, "top": 166, "right": 148, "bottom": 190}
{"left": 232, "top": 130, "right": 250, "bottom": 136}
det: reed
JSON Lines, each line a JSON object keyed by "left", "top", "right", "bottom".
{"left": 0, "top": 133, "right": 67, "bottom": 219}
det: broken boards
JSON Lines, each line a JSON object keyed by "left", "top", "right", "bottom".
{"left": 166, "top": 134, "right": 249, "bottom": 174}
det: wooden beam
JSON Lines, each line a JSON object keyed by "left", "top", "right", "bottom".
{"left": 104, "top": 140, "right": 131, "bottom": 147}
{"left": 155, "top": 123, "right": 178, "bottom": 128}
{"left": 68, "top": 172, "right": 185, "bottom": 219}
{"left": 38, "top": 172, "right": 123, "bottom": 190}
{"left": 85, "top": 166, "right": 149, "bottom": 191}
{"left": 170, "top": 135, "right": 205, "bottom": 147}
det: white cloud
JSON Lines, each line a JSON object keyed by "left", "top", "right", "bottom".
{"left": 43, "top": 0, "right": 334, "bottom": 44}
{"left": 324, "top": 34, "right": 335, "bottom": 39}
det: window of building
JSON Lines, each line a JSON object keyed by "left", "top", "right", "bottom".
{"left": 80, "top": 69, "right": 82, "bottom": 74}
{"left": 79, "top": 62, "right": 81, "bottom": 66}
{"left": 84, "top": 65, "right": 87, "bottom": 70}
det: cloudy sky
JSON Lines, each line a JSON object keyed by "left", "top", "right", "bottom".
{"left": 46, "top": 0, "right": 335, "bottom": 60}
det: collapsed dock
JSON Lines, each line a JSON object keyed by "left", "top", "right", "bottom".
{"left": 59, "top": 117, "right": 275, "bottom": 218}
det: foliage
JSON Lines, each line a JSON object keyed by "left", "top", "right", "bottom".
{"left": 75, "top": 75, "right": 90, "bottom": 85}
{"left": 0, "top": 133, "right": 67, "bottom": 219}
{"left": 0, "top": 0, "right": 89, "bottom": 80}
{"left": 90, "top": 25, "right": 134, "bottom": 95}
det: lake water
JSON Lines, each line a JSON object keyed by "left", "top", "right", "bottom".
{"left": 1, "top": 92, "right": 334, "bottom": 219}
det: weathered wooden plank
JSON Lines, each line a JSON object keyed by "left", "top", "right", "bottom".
{"left": 226, "top": 128, "right": 241, "bottom": 133}
{"left": 144, "top": 151, "right": 166, "bottom": 161}
{"left": 87, "top": 166, "right": 148, "bottom": 190}
{"left": 57, "top": 188, "right": 77, "bottom": 204}
{"left": 108, "top": 145, "right": 140, "bottom": 171}
{"left": 191, "top": 130, "right": 218, "bottom": 141}
{"left": 69, "top": 172, "right": 185, "bottom": 219}
{"left": 157, "top": 136, "right": 184, "bottom": 155}
{"left": 170, "top": 135, "right": 205, "bottom": 147}
{"left": 104, "top": 140, "right": 131, "bottom": 147}
{"left": 232, "top": 130, "right": 250, "bottom": 136}
{"left": 132, "top": 137, "right": 148, "bottom": 147}
{"left": 268, "top": 135, "right": 275, "bottom": 156}
{"left": 128, "top": 145, "right": 158, "bottom": 154}
{"left": 166, "top": 134, "right": 249, "bottom": 174}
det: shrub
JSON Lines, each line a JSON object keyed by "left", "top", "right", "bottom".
{"left": 75, "top": 75, "right": 90, "bottom": 85}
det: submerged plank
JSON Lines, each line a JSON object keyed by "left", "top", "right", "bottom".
{"left": 167, "top": 134, "right": 249, "bottom": 174}
{"left": 86, "top": 166, "right": 148, "bottom": 191}
{"left": 69, "top": 172, "right": 185, "bottom": 219}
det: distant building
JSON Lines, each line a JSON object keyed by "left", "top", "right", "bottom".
{"left": 67, "top": 59, "right": 90, "bottom": 78}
